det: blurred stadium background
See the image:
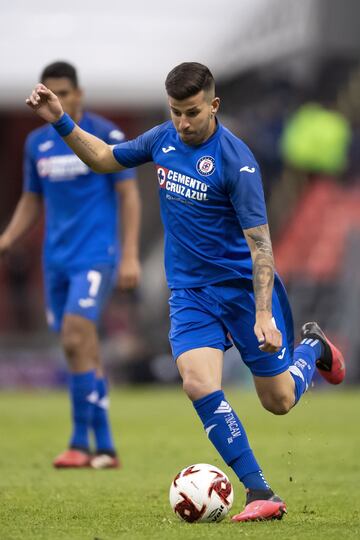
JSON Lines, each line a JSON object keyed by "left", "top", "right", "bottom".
{"left": 0, "top": 0, "right": 359, "bottom": 389}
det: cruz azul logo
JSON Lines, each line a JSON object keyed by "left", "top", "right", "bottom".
{"left": 196, "top": 155, "right": 215, "bottom": 176}
{"left": 156, "top": 165, "right": 209, "bottom": 202}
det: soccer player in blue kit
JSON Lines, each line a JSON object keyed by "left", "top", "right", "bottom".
{"left": 0, "top": 61, "right": 141, "bottom": 469}
{"left": 25, "top": 62, "right": 345, "bottom": 520}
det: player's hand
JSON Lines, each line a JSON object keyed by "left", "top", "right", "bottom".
{"left": 25, "top": 84, "right": 64, "bottom": 123}
{"left": 254, "top": 311, "right": 282, "bottom": 353}
{"left": 117, "top": 256, "right": 141, "bottom": 290}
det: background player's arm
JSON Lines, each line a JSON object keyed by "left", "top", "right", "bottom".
{"left": 26, "top": 84, "right": 122, "bottom": 174}
{"left": 244, "top": 224, "right": 282, "bottom": 353}
{"left": 116, "top": 179, "right": 141, "bottom": 289}
{"left": 0, "top": 192, "right": 42, "bottom": 255}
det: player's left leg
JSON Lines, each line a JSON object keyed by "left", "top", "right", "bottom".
{"left": 43, "top": 268, "right": 90, "bottom": 467}
{"left": 253, "top": 338, "right": 319, "bottom": 414}
{"left": 241, "top": 321, "right": 344, "bottom": 520}
{"left": 224, "top": 276, "right": 322, "bottom": 414}
{"left": 224, "top": 279, "right": 344, "bottom": 520}
{"left": 253, "top": 317, "right": 345, "bottom": 413}
{"left": 54, "top": 265, "right": 119, "bottom": 469}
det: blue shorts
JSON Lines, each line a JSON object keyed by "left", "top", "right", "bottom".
{"left": 44, "top": 264, "right": 116, "bottom": 332}
{"left": 169, "top": 277, "right": 294, "bottom": 377}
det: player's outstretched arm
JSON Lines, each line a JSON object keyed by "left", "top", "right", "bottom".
{"left": 25, "top": 84, "right": 122, "bottom": 174}
{"left": 0, "top": 192, "right": 42, "bottom": 255}
{"left": 244, "top": 224, "right": 282, "bottom": 353}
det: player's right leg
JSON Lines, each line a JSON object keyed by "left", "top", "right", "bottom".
{"left": 43, "top": 268, "right": 92, "bottom": 467}
{"left": 204, "top": 280, "right": 289, "bottom": 520}
{"left": 54, "top": 313, "right": 99, "bottom": 467}
{"left": 169, "top": 287, "right": 281, "bottom": 521}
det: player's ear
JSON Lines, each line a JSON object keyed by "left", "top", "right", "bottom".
{"left": 211, "top": 97, "right": 220, "bottom": 115}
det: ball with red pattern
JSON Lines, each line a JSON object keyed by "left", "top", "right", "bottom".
{"left": 169, "top": 463, "right": 234, "bottom": 523}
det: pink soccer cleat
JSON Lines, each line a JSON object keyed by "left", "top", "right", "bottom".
{"left": 301, "top": 322, "right": 345, "bottom": 385}
{"left": 232, "top": 491, "right": 287, "bottom": 522}
{"left": 53, "top": 449, "right": 91, "bottom": 468}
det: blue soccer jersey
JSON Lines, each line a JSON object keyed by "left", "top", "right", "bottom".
{"left": 113, "top": 121, "right": 267, "bottom": 289}
{"left": 24, "top": 112, "right": 136, "bottom": 270}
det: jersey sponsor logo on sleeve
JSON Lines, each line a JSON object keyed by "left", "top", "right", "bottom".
{"left": 196, "top": 155, "right": 216, "bottom": 176}
{"left": 239, "top": 166, "right": 255, "bottom": 173}
{"left": 156, "top": 165, "right": 209, "bottom": 201}
{"left": 109, "top": 129, "right": 125, "bottom": 141}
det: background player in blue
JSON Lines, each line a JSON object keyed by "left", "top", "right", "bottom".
{"left": 25, "top": 62, "right": 345, "bottom": 520}
{"left": 0, "top": 62, "right": 141, "bottom": 469}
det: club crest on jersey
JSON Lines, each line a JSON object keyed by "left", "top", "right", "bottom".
{"left": 196, "top": 156, "right": 216, "bottom": 176}
{"left": 157, "top": 167, "right": 167, "bottom": 187}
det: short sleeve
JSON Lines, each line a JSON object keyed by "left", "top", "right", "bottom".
{"left": 112, "top": 125, "right": 161, "bottom": 168}
{"left": 105, "top": 125, "right": 137, "bottom": 183}
{"left": 224, "top": 150, "right": 268, "bottom": 230}
{"left": 23, "top": 136, "right": 43, "bottom": 194}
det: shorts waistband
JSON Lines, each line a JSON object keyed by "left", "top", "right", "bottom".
{"left": 212, "top": 278, "right": 253, "bottom": 290}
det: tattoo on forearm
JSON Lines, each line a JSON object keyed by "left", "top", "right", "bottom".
{"left": 247, "top": 232, "right": 273, "bottom": 256}
{"left": 253, "top": 256, "right": 274, "bottom": 311}
{"left": 73, "top": 134, "right": 99, "bottom": 158}
{"left": 246, "top": 227, "right": 275, "bottom": 312}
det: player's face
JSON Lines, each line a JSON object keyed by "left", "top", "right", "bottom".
{"left": 43, "top": 78, "right": 82, "bottom": 119}
{"left": 168, "top": 90, "right": 220, "bottom": 146}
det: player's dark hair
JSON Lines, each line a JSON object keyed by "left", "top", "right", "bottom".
{"left": 40, "top": 61, "right": 78, "bottom": 87}
{"left": 165, "top": 62, "right": 215, "bottom": 100}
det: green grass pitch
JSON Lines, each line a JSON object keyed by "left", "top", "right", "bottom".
{"left": 0, "top": 386, "right": 359, "bottom": 539}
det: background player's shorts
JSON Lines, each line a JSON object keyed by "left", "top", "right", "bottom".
{"left": 169, "top": 277, "right": 294, "bottom": 377}
{"left": 44, "top": 264, "right": 117, "bottom": 332}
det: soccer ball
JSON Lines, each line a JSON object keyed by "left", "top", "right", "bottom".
{"left": 169, "top": 463, "right": 234, "bottom": 523}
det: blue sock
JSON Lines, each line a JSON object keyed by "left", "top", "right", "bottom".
{"left": 194, "top": 390, "right": 270, "bottom": 491}
{"left": 69, "top": 370, "right": 96, "bottom": 451}
{"left": 92, "top": 378, "right": 115, "bottom": 454}
{"left": 289, "top": 338, "right": 323, "bottom": 404}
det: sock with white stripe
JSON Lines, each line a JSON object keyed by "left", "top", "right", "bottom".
{"left": 92, "top": 378, "right": 116, "bottom": 455}
{"left": 289, "top": 338, "right": 323, "bottom": 404}
{"left": 193, "top": 390, "right": 270, "bottom": 490}
{"left": 69, "top": 370, "right": 96, "bottom": 451}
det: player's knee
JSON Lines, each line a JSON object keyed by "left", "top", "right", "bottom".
{"left": 182, "top": 376, "right": 217, "bottom": 402}
{"left": 61, "top": 326, "right": 86, "bottom": 359}
{"left": 260, "top": 392, "right": 293, "bottom": 415}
